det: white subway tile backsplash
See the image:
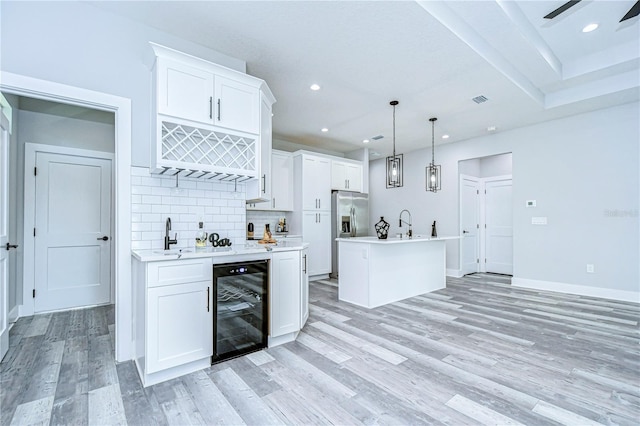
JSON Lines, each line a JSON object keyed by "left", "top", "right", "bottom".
{"left": 131, "top": 166, "right": 247, "bottom": 249}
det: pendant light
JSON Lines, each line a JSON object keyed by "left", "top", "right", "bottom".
{"left": 426, "top": 117, "right": 441, "bottom": 192}
{"left": 386, "top": 100, "right": 403, "bottom": 188}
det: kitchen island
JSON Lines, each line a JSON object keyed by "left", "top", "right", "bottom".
{"left": 336, "top": 236, "right": 459, "bottom": 308}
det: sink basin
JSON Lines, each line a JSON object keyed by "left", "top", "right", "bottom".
{"left": 152, "top": 249, "right": 193, "bottom": 255}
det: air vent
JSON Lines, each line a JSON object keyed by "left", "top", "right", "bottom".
{"left": 371, "top": 135, "right": 384, "bottom": 140}
{"left": 472, "top": 95, "right": 489, "bottom": 104}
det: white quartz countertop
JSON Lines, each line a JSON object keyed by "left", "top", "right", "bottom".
{"left": 132, "top": 240, "right": 308, "bottom": 262}
{"left": 336, "top": 235, "right": 460, "bottom": 244}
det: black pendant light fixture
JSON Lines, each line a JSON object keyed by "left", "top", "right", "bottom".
{"left": 426, "top": 117, "right": 441, "bottom": 192}
{"left": 386, "top": 100, "right": 403, "bottom": 188}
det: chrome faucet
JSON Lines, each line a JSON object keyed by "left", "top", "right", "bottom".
{"left": 164, "top": 217, "right": 178, "bottom": 250}
{"left": 399, "top": 209, "right": 413, "bottom": 238}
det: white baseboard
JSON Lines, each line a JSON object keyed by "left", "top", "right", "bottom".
{"left": 447, "top": 269, "right": 463, "bottom": 278}
{"left": 8, "top": 305, "right": 19, "bottom": 323}
{"left": 512, "top": 277, "right": 640, "bottom": 303}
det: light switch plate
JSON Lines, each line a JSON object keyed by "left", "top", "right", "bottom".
{"left": 532, "top": 216, "right": 547, "bottom": 225}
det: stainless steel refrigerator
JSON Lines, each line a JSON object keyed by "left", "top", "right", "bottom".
{"left": 331, "top": 191, "right": 369, "bottom": 278}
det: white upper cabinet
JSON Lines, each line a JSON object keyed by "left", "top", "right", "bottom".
{"left": 271, "top": 151, "right": 293, "bottom": 211}
{"left": 150, "top": 43, "right": 274, "bottom": 178}
{"left": 331, "top": 160, "right": 362, "bottom": 192}
{"left": 298, "top": 154, "right": 331, "bottom": 211}
{"left": 246, "top": 92, "right": 273, "bottom": 202}
{"left": 157, "top": 57, "right": 215, "bottom": 125}
{"left": 247, "top": 150, "right": 293, "bottom": 211}
{"left": 215, "top": 76, "right": 260, "bottom": 134}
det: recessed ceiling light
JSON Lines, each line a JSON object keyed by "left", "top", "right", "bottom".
{"left": 582, "top": 23, "right": 598, "bottom": 33}
{"left": 310, "top": 84, "right": 321, "bottom": 91}
{"left": 442, "top": 134, "right": 450, "bottom": 139}
{"left": 321, "top": 127, "right": 328, "bottom": 132}
{"left": 362, "top": 139, "right": 370, "bottom": 144}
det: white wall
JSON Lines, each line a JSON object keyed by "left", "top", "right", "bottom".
{"left": 1, "top": 0, "right": 245, "bottom": 167}
{"left": 369, "top": 102, "right": 639, "bottom": 296}
{"left": 18, "top": 110, "right": 115, "bottom": 154}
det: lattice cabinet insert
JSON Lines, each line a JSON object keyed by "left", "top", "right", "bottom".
{"left": 160, "top": 121, "right": 257, "bottom": 176}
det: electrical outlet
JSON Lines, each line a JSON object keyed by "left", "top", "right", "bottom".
{"left": 586, "top": 264, "right": 595, "bottom": 273}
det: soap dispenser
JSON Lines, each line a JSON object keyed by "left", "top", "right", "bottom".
{"left": 195, "top": 221, "right": 208, "bottom": 249}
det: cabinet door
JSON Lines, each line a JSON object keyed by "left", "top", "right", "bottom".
{"left": 157, "top": 58, "right": 214, "bottom": 125}
{"left": 215, "top": 76, "right": 260, "bottom": 134}
{"left": 345, "top": 163, "right": 362, "bottom": 192}
{"left": 246, "top": 93, "right": 273, "bottom": 204}
{"left": 302, "top": 156, "right": 331, "bottom": 210}
{"left": 331, "top": 161, "right": 348, "bottom": 191}
{"left": 303, "top": 211, "right": 331, "bottom": 276}
{"left": 271, "top": 152, "right": 293, "bottom": 211}
{"left": 147, "top": 281, "right": 212, "bottom": 373}
{"left": 300, "top": 248, "right": 309, "bottom": 327}
{"left": 271, "top": 252, "right": 301, "bottom": 337}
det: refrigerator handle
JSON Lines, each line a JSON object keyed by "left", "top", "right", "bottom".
{"left": 351, "top": 207, "right": 356, "bottom": 237}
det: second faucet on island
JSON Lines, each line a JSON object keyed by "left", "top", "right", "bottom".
{"left": 399, "top": 209, "right": 412, "bottom": 239}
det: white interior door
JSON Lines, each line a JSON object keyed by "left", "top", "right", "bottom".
{"left": 460, "top": 175, "right": 480, "bottom": 275}
{"left": 0, "top": 115, "right": 10, "bottom": 360}
{"left": 485, "top": 178, "right": 513, "bottom": 275}
{"left": 34, "top": 152, "right": 112, "bottom": 312}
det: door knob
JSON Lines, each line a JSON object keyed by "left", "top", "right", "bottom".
{"left": 5, "top": 243, "right": 18, "bottom": 250}
{"left": 462, "top": 230, "right": 469, "bottom": 234}
{"left": 97, "top": 236, "right": 109, "bottom": 241}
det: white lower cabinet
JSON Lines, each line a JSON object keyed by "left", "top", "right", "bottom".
{"left": 300, "top": 248, "right": 309, "bottom": 327}
{"left": 270, "top": 251, "right": 301, "bottom": 338}
{"left": 147, "top": 281, "right": 212, "bottom": 373}
{"left": 133, "top": 257, "right": 213, "bottom": 386}
{"left": 302, "top": 211, "right": 331, "bottom": 276}
{"left": 133, "top": 248, "right": 309, "bottom": 386}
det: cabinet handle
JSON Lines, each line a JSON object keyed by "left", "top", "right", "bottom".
{"left": 217, "top": 98, "right": 221, "bottom": 121}
{"left": 303, "top": 254, "right": 307, "bottom": 274}
{"left": 209, "top": 97, "right": 213, "bottom": 119}
{"left": 207, "top": 287, "right": 210, "bottom": 312}
{"left": 345, "top": 179, "right": 348, "bottom": 189}
{"left": 318, "top": 199, "right": 321, "bottom": 209}
{"left": 272, "top": 198, "right": 275, "bottom": 209}
{"left": 262, "top": 174, "right": 266, "bottom": 193}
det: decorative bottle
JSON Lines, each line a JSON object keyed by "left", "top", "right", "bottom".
{"left": 431, "top": 220, "right": 437, "bottom": 238}
{"left": 195, "top": 221, "right": 208, "bottom": 249}
{"left": 375, "top": 216, "right": 390, "bottom": 240}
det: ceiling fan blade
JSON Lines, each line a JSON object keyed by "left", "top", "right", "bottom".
{"left": 543, "top": 0, "right": 582, "bottom": 19}
{"left": 620, "top": 0, "right": 640, "bottom": 22}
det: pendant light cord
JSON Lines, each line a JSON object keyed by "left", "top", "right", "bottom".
{"left": 392, "top": 103, "right": 396, "bottom": 159}
{"left": 431, "top": 119, "right": 435, "bottom": 165}
{"left": 429, "top": 117, "right": 437, "bottom": 166}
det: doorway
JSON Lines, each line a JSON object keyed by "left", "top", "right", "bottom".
{"left": 0, "top": 72, "right": 132, "bottom": 362}
{"left": 459, "top": 153, "right": 513, "bottom": 276}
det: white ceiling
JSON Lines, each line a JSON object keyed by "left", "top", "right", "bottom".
{"left": 91, "top": 0, "right": 640, "bottom": 158}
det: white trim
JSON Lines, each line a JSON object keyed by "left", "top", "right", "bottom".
{"left": 446, "top": 269, "right": 463, "bottom": 278}
{"left": 1, "top": 71, "right": 132, "bottom": 362}
{"left": 512, "top": 277, "right": 640, "bottom": 303}
{"left": 23, "top": 143, "right": 115, "bottom": 315}
{"left": 8, "top": 305, "right": 19, "bottom": 324}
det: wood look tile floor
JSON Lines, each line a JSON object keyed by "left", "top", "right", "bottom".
{"left": 2, "top": 274, "right": 639, "bottom": 425}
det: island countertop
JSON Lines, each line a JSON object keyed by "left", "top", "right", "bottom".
{"left": 336, "top": 235, "right": 460, "bottom": 244}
